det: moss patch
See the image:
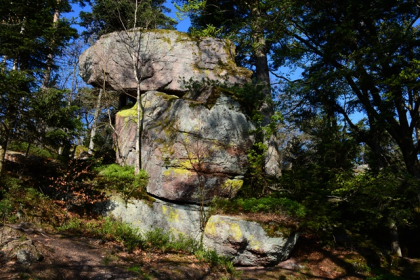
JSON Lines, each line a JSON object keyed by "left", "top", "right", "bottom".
{"left": 117, "top": 103, "right": 139, "bottom": 119}
{"left": 258, "top": 221, "right": 296, "bottom": 238}
{"left": 155, "top": 92, "right": 179, "bottom": 102}
{"left": 221, "top": 179, "right": 243, "bottom": 192}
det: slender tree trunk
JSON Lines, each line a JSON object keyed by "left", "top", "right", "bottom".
{"left": 88, "top": 89, "right": 103, "bottom": 155}
{"left": 42, "top": 0, "right": 60, "bottom": 89}
{"left": 132, "top": 0, "right": 143, "bottom": 175}
{"left": 0, "top": 138, "right": 8, "bottom": 176}
{"left": 0, "top": 119, "right": 11, "bottom": 176}
{"left": 389, "top": 221, "right": 402, "bottom": 257}
{"left": 135, "top": 83, "right": 142, "bottom": 174}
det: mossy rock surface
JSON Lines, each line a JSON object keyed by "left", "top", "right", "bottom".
{"left": 114, "top": 91, "right": 255, "bottom": 204}
{"left": 203, "top": 215, "right": 299, "bottom": 266}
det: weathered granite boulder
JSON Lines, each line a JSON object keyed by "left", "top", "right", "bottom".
{"left": 100, "top": 195, "right": 298, "bottom": 267}
{"left": 99, "top": 195, "right": 204, "bottom": 241}
{"left": 79, "top": 29, "right": 252, "bottom": 94}
{"left": 203, "top": 215, "right": 299, "bottom": 266}
{"left": 114, "top": 89, "right": 255, "bottom": 203}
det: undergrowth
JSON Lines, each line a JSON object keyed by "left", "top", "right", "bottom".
{"left": 0, "top": 175, "right": 64, "bottom": 226}
{"left": 8, "top": 141, "right": 58, "bottom": 159}
{"left": 95, "top": 164, "right": 149, "bottom": 201}
{"left": 211, "top": 196, "right": 306, "bottom": 218}
{"left": 58, "top": 216, "right": 239, "bottom": 277}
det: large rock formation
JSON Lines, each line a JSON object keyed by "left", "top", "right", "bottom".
{"left": 114, "top": 89, "right": 254, "bottom": 203}
{"left": 80, "top": 29, "right": 296, "bottom": 266}
{"left": 79, "top": 29, "right": 251, "bottom": 95}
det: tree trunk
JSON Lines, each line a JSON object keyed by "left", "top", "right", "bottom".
{"left": 389, "top": 222, "right": 402, "bottom": 257}
{"left": 42, "top": 0, "right": 60, "bottom": 89}
{"left": 250, "top": 11, "right": 281, "bottom": 177}
{"left": 0, "top": 102, "right": 14, "bottom": 176}
{"left": 135, "top": 75, "right": 142, "bottom": 174}
{"left": 0, "top": 138, "right": 8, "bottom": 176}
{"left": 88, "top": 89, "right": 103, "bottom": 155}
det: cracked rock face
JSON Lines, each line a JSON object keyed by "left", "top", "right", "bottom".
{"left": 79, "top": 29, "right": 252, "bottom": 95}
{"left": 114, "top": 89, "right": 255, "bottom": 203}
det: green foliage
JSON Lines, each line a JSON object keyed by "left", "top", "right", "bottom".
{"left": 175, "top": 0, "right": 280, "bottom": 69}
{"left": 367, "top": 273, "right": 404, "bottom": 280}
{"left": 0, "top": 0, "right": 77, "bottom": 70}
{"left": 80, "top": 0, "right": 176, "bottom": 41}
{"left": 333, "top": 169, "right": 418, "bottom": 231}
{"left": 143, "top": 228, "right": 200, "bottom": 253}
{"left": 194, "top": 249, "right": 238, "bottom": 276}
{"left": 96, "top": 164, "right": 149, "bottom": 201}
{"left": 273, "top": 0, "right": 420, "bottom": 180}
{"left": 190, "top": 24, "right": 222, "bottom": 38}
{"left": 127, "top": 265, "right": 151, "bottom": 279}
{"left": 0, "top": 197, "right": 13, "bottom": 223}
{"left": 8, "top": 141, "right": 57, "bottom": 159}
{"left": 212, "top": 196, "right": 306, "bottom": 218}
{"left": 0, "top": 174, "right": 63, "bottom": 225}
{"left": 59, "top": 217, "right": 143, "bottom": 252}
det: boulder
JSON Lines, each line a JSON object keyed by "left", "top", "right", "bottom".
{"left": 0, "top": 226, "right": 43, "bottom": 264}
{"left": 99, "top": 195, "right": 204, "bottom": 241}
{"left": 79, "top": 29, "right": 252, "bottom": 95}
{"left": 203, "top": 215, "right": 299, "bottom": 266}
{"left": 100, "top": 195, "right": 298, "bottom": 267}
{"left": 114, "top": 89, "right": 255, "bottom": 203}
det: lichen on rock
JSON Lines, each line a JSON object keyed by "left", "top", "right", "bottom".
{"left": 114, "top": 90, "right": 255, "bottom": 203}
{"left": 79, "top": 29, "right": 252, "bottom": 96}
{"left": 203, "top": 215, "right": 299, "bottom": 266}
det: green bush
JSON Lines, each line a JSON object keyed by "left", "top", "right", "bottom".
{"left": 96, "top": 164, "right": 149, "bottom": 201}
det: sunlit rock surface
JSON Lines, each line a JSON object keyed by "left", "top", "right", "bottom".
{"left": 114, "top": 90, "right": 254, "bottom": 203}
{"left": 79, "top": 29, "right": 252, "bottom": 95}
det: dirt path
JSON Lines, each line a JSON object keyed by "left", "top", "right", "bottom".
{"left": 1, "top": 224, "right": 419, "bottom": 279}
{"left": 0, "top": 223, "right": 228, "bottom": 280}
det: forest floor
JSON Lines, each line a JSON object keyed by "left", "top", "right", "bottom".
{"left": 1, "top": 222, "right": 419, "bottom": 280}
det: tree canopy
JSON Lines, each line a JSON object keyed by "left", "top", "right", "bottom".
{"left": 79, "top": 0, "right": 177, "bottom": 41}
{"left": 271, "top": 0, "right": 420, "bottom": 179}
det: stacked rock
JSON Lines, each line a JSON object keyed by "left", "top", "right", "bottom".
{"left": 79, "top": 30, "right": 297, "bottom": 266}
